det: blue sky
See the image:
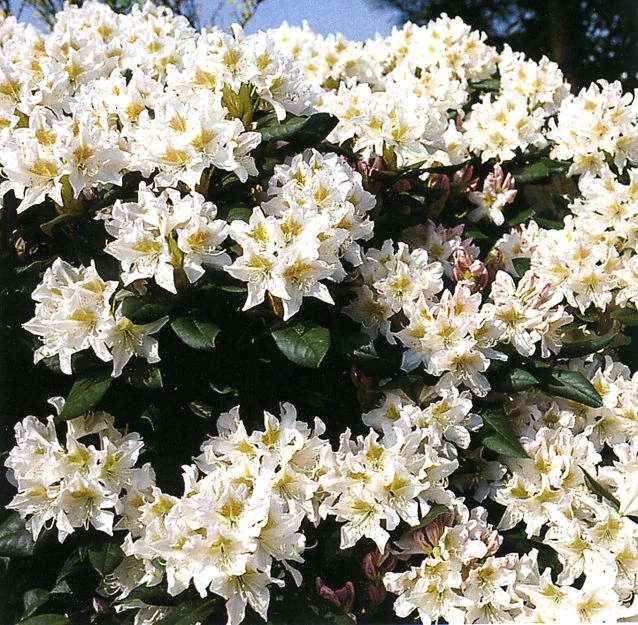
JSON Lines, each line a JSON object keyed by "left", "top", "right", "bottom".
{"left": 215, "top": 0, "right": 402, "bottom": 40}
{"left": 19, "top": 0, "right": 404, "bottom": 40}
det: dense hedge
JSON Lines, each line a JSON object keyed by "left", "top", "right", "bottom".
{"left": 1, "top": 3, "right": 638, "bottom": 624}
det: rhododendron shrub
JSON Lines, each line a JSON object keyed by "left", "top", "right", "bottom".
{"left": 1, "top": 3, "right": 638, "bottom": 624}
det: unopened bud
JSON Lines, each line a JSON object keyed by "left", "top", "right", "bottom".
{"left": 367, "top": 583, "right": 384, "bottom": 609}
{"left": 424, "top": 521, "right": 441, "bottom": 547}
{"left": 361, "top": 551, "right": 377, "bottom": 581}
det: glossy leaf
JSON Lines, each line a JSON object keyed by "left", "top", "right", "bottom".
{"left": 495, "top": 367, "right": 538, "bottom": 393}
{"left": 225, "top": 205, "right": 253, "bottom": 223}
{"left": 512, "top": 161, "right": 550, "bottom": 184}
{"left": 88, "top": 542, "right": 124, "bottom": 575}
{"left": 610, "top": 307, "right": 638, "bottom": 326}
{"left": 512, "top": 257, "right": 532, "bottom": 276}
{"left": 271, "top": 320, "right": 330, "bottom": 368}
{"left": 533, "top": 368, "right": 603, "bottom": 408}
{"left": 57, "top": 374, "right": 112, "bottom": 421}
{"left": 257, "top": 113, "right": 338, "bottom": 145}
{"left": 0, "top": 513, "right": 43, "bottom": 557}
{"left": 559, "top": 332, "right": 617, "bottom": 358}
{"left": 40, "top": 213, "right": 74, "bottom": 238}
{"left": 124, "top": 362, "right": 164, "bottom": 389}
{"left": 581, "top": 467, "right": 620, "bottom": 511}
{"left": 481, "top": 408, "right": 528, "bottom": 458}
{"left": 19, "top": 616, "right": 70, "bottom": 625}
{"left": 540, "top": 157, "right": 571, "bottom": 174}
{"left": 415, "top": 504, "right": 450, "bottom": 529}
{"left": 22, "top": 589, "right": 50, "bottom": 620}
{"left": 507, "top": 208, "right": 536, "bottom": 227}
{"left": 155, "top": 599, "right": 219, "bottom": 625}
{"left": 483, "top": 432, "right": 529, "bottom": 458}
{"left": 469, "top": 78, "right": 501, "bottom": 91}
{"left": 55, "top": 549, "right": 87, "bottom": 585}
{"left": 171, "top": 317, "right": 220, "bottom": 350}
{"left": 121, "top": 295, "right": 175, "bottom": 324}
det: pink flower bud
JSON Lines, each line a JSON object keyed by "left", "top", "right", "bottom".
{"left": 381, "top": 553, "right": 397, "bottom": 573}
{"left": 92, "top": 596, "right": 110, "bottom": 615}
{"left": 452, "top": 164, "right": 478, "bottom": 189}
{"left": 316, "top": 577, "right": 356, "bottom": 616}
{"left": 411, "top": 529, "right": 430, "bottom": 551}
{"left": 424, "top": 521, "right": 442, "bottom": 547}
{"left": 316, "top": 577, "right": 337, "bottom": 605}
{"left": 335, "top": 581, "right": 356, "bottom": 613}
{"left": 361, "top": 551, "right": 377, "bottom": 580}
{"left": 483, "top": 529, "right": 503, "bottom": 556}
{"left": 367, "top": 583, "right": 384, "bottom": 609}
{"left": 453, "top": 248, "right": 489, "bottom": 292}
{"left": 350, "top": 365, "right": 374, "bottom": 390}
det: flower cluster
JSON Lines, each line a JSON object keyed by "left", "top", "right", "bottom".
{"left": 100, "top": 184, "right": 230, "bottom": 293}
{"left": 23, "top": 258, "right": 167, "bottom": 376}
{"left": 3, "top": 2, "right": 638, "bottom": 624}
{"left": 6, "top": 404, "right": 147, "bottom": 542}
{"left": 321, "top": 427, "right": 457, "bottom": 552}
{"left": 529, "top": 167, "right": 638, "bottom": 313}
{"left": 472, "top": 355, "right": 638, "bottom": 616}
{"left": 362, "top": 386, "right": 481, "bottom": 453}
{"left": 548, "top": 80, "right": 638, "bottom": 176}
{"left": 119, "top": 403, "right": 329, "bottom": 625}
{"left": 227, "top": 148, "right": 375, "bottom": 319}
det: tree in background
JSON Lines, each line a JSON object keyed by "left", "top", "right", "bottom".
{"left": 0, "top": 0, "right": 265, "bottom": 29}
{"left": 372, "top": 0, "right": 638, "bottom": 90}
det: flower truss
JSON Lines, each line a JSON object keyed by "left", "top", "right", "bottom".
{"left": 1, "top": 3, "right": 638, "bottom": 625}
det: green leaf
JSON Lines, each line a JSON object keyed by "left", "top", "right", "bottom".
{"left": 469, "top": 78, "right": 501, "bottom": 91}
{"left": 511, "top": 257, "right": 532, "bottom": 276}
{"left": 225, "top": 205, "right": 253, "bottom": 223}
{"left": 533, "top": 368, "right": 603, "bottom": 408}
{"left": 540, "top": 157, "right": 571, "bottom": 174}
{"left": 88, "top": 542, "right": 124, "bottom": 575}
{"left": 573, "top": 307, "right": 601, "bottom": 323}
{"left": 581, "top": 467, "right": 620, "bottom": 511}
{"left": 57, "top": 374, "right": 112, "bottom": 421}
{"left": 493, "top": 367, "right": 539, "bottom": 393}
{"left": 22, "top": 589, "right": 50, "bottom": 620}
{"left": 534, "top": 216, "right": 564, "bottom": 230}
{"left": 15, "top": 257, "right": 56, "bottom": 276}
{"left": 0, "top": 513, "right": 50, "bottom": 557}
{"left": 271, "top": 320, "right": 330, "bottom": 368}
{"left": 559, "top": 332, "right": 618, "bottom": 358}
{"left": 378, "top": 374, "right": 421, "bottom": 390}
{"left": 507, "top": 208, "right": 536, "bottom": 227}
{"left": 480, "top": 408, "right": 528, "bottom": 458}
{"left": 117, "top": 582, "right": 175, "bottom": 608}
{"left": 512, "top": 161, "right": 550, "bottom": 184}
{"left": 40, "top": 213, "right": 75, "bottom": 238}
{"left": 188, "top": 400, "right": 214, "bottom": 419}
{"left": 257, "top": 113, "right": 338, "bottom": 145}
{"left": 55, "top": 550, "right": 85, "bottom": 585}
{"left": 155, "top": 599, "right": 219, "bottom": 625}
{"left": 610, "top": 307, "right": 638, "bottom": 326}
{"left": 124, "top": 362, "right": 163, "bottom": 389}
{"left": 171, "top": 317, "right": 220, "bottom": 350}
{"left": 483, "top": 432, "right": 529, "bottom": 458}
{"left": 19, "top": 616, "right": 70, "bottom": 625}
{"left": 120, "top": 295, "right": 175, "bottom": 324}
{"left": 414, "top": 504, "right": 450, "bottom": 529}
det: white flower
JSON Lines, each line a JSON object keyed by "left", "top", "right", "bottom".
{"left": 467, "top": 164, "right": 517, "bottom": 226}
{"left": 104, "top": 306, "right": 168, "bottom": 377}
{"left": 6, "top": 410, "right": 145, "bottom": 542}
